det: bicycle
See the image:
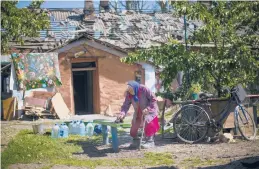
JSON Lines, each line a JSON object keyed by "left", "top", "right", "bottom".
{"left": 172, "top": 84, "right": 257, "bottom": 144}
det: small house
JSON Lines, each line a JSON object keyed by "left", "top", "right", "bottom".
{"left": 6, "top": 1, "right": 200, "bottom": 117}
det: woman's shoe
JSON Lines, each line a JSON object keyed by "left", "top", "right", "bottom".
{"left": 141, "top": 141, "right": 155, "bottom": 149}
{"left": 141, "top": 136, "right": 155, "bottom": 149}
{"left": 129, "top": 137, "right": 140, "bottom": 148}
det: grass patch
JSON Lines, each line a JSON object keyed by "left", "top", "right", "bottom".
{"left": 180, "top": 157, "right": 226, "bottom": 168}
{"left": 52, "top": 152, "right": 174, "bottom": 168}
{"left": 2, "top": 130, "right": 174, "bottom": 169}
{"left": 1, "top": 130, "right": 101, "bottom": 169}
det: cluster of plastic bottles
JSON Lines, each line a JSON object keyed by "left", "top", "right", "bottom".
{"left": 51, "top": 123, "right": 69, "bottom": 138}
{"left": 51, "top": 120, "right": 94, "bottom": 138}
{"left": 68, "top": 120, "right": 94, "bottom": 136}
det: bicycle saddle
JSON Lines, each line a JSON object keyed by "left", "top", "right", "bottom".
{"left": 199, "top": 93, "right": 214, "bottom": 99}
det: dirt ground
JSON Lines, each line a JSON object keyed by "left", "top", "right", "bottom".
{"left": 2, "top": 120, "right": 259, "bottom": 169}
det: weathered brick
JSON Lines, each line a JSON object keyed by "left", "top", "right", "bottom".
{"left": 57, "top": 45, "right": 144, "bottom": 115}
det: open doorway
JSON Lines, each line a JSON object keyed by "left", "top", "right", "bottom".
{"left": 72, "top": 62, "right": 95, "bottom": 115}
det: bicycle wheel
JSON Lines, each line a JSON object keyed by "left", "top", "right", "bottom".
{"left": 173, "top": 104, "right": 210, "bottom": 144}
{"left": 234, "top": 105, "right": 256, "bottom": 140}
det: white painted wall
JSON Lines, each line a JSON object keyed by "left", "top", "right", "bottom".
{"left": 140, "top": 63, "right": 156, "bottom": 93}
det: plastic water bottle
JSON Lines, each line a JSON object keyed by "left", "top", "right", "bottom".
{"left": 51, "top": 124, "right": 60, "bottom": 138}
{"left": 79, "top": 121, "right": 86, "bottom": 136}
{"left": 75, "top": 120, "right": 80, "bottom": 135}
{"left": 68, "top": 121, "right": 73, "bottom": 134}
{"left": 86, "top": 121, "right": 94, "bottom": 137}
{"left": 62, "top": 123, "right": 69, "bottom": 138}
{"left": 59, "top": 124, "right": 65, "bottom": 138}
{"left": 71, "top": 121, "right": 77, "bottom": 135}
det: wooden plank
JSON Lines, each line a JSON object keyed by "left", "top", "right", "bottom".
{"left": 51, "top": 92, "right": 71, "bottom": 120}
{"left": 71, "top": 58, "right": 97, "bottom": 63}
{"left": 32, "top": 91, "right": 54, "bottom": 99}
{"left": 2, "top": 98, "right": 13, "bottom": 120}
{"left": 94, "top": 59, "right": 100, "bottom": 114}
{"left": 2, "top": 97, "right": 15, "bottom": 121}
{"left": 11, "top": 46, "right": 54, "bottom": 50}
{"left": 93, "top": 119, "right": 121, "bottom": 128}
{"left": 72, "top": 67, "right": 96, "bottom": 71}
{"left": 12, "top": 97, "right": 17, "bottom": 119}
{"left": 93, "top": 119, "right": 131, "bottom": 128}
{"left": 7, "top": 98, "right": 17, "bottom": 121}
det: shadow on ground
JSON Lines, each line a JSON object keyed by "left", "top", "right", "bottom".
{"left": 67, "top": 138, "right": 110, "bottom": 157}
{"left": 147, "top": 166, "right": 177, "bottom": 169}
{"left": 154, "top": 132, "right": 221, "bottom": 147}
{"left": 68, "top": 131, "right": 133, "bottom": 157}
{"left": 146, "top": 156, "right": 259, "bottom": 169}
{"left": 67, "top": 129, "right": 228, "bottom": 158}
{"left": 200, "top": 156, "right": 259, "bottom": 169}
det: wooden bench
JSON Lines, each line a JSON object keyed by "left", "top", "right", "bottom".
{"left": 93, "top": 119, "right": 131, "bottom": 152}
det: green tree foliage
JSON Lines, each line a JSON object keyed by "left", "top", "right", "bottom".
{"left": 122, "top": 1, "right": 259, "bottom": 98}
{"left": 122, "top": 40, "right": 188, "bottom": 91}
{"left": 1, "top": 0, "right": 50, "bottom": 54}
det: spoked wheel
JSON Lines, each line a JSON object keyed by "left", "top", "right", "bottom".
{"left": 173, "top": 104, "right": 210, "bottom": 144}
{"left": 234, "top": 105, "right": 256, "bottom": 140}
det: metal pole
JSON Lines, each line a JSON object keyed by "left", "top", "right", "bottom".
{"left": 184, "top": 13, "right": 190, "bottom": 87}
{"left": 139, "top": 115, "right": 146, "bottom": 150}
{"left": 184, "top": 14, "right": 188, "bottom": 50}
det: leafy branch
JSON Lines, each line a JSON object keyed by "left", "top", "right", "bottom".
{"left": 1, "top": 0, "right": 50, "bottom": 54}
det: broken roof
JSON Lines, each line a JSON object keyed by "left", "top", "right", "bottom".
{"left": 50, "top": 9, "right": 201, "bottom": 49}
{"left": 9, "top": 9, "right": 202, "bottom": 52}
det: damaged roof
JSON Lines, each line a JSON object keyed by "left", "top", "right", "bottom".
{"left": 9, "top": 9, "right": 202, "bottom": 52}
{"left": 50, "top": 9, "right": 201, "bottom": 49}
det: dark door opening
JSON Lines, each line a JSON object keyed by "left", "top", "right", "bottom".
{"left": 73, "top": 70, "right": 94, "bottom": 115}
{"left": 1, "top": 63, "right": 12, "bottom": 120}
